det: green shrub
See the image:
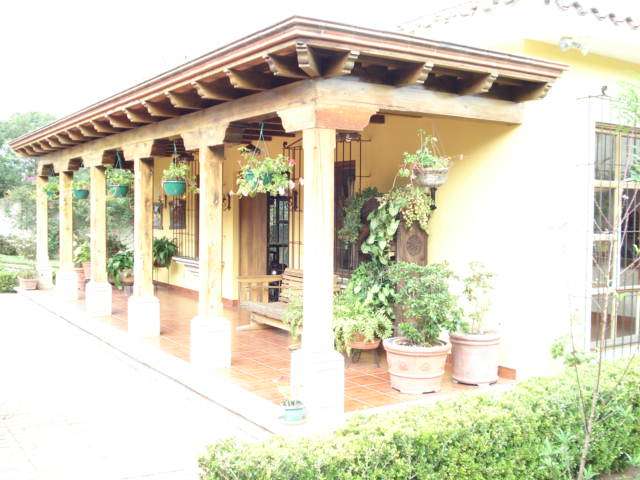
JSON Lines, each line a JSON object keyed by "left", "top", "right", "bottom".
{"left": 0, "top": 235, "right": 18, "bottom": 255}
{"left": 0, "top": 270, "right": 18, "bottom": 293}
{"left": 199, "top": 362, "right": 640, "bottom": 480}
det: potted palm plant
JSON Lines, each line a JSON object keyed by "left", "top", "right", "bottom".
{"left": 152, "top": 237, "right": 178, "bottom": 268}
{"left": 384, "top": 262, "right": 462, "bottom": 394}
{"left": 72, "top": 178, "right": 90, "bottom": 199}
{"left": 162, "top": 163, "right": 195, "bottom": 196}
{"left": 107, "top": 250, "right": 134, "bottom": 289}
{"left": 17, "top": 267, "right": 38, "bottom": 290}
{"left": 106, "top": 166, "right": 133, "bottom": 198}
{"left": 450, "top": 262, "right": 500, "bottom": 385}
{"left": 399, "top": 129, "right": 451, "bottom": 189}
{"left": 74, "top": 240, "right": 91, "bottom": 279}
{"left": 333, "top": 288, "right": 393, "bottom": 355}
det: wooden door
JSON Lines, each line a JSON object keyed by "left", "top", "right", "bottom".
{"left": 239, "top": 195, "right": 267, "bottom": 277}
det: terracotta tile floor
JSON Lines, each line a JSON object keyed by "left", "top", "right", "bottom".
{"left": 85, "top": 285, "right": 511, "bottom": 412}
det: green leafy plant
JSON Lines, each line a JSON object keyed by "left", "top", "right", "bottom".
{"left": 398, "top": 128, "right": 450, "bottom": 178}
{"left": 107, "top": 250, "right": 133, "bottom": 289}
{"left": 388, "top": 262, "right": 462, "bottom": 346}
{"left": 337, "top": 187, "right": 379, "bottom": 245}
{"left": 73, "top": 240, "right": 90, "bottom": 266}
{"left": 42, "top": 180, "right": 59, "bottom": 199}
{"left": 16, "top": 267, "right": 37, "bottom": 279}
{"left": 333, "top": 289, "right": 393, "bottom": 354}
{"left": 236, "top": 148, "right": 294, "bottom": 197}
{"left": 72, "top": 178, "right": 89, "bottom": 190}
{"left": 0, "top": 270, "right": 18, "bottom": 292}
{"left": 153, "top": 237, "right": 178, "bottom": 268}
{"left": 106, "top": 166, "right": 134, "bottom": 187}
{"left": 460, "top": 261, "right": 495, "bottom": 334}
{"left": 346, "top": 260, "right": 396, "bottom": 321}
{"left": 282, "top": 294, "right": 303, "bottom": 342}
{"left": 162, "top": 162, "right": 197, "bottom": 191}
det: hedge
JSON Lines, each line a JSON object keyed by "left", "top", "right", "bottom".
{"left": 0, "top": 270, "right": 18, "bottom": 293}
{"left": 200, "top": 362, "right": 640, "bottom": 480}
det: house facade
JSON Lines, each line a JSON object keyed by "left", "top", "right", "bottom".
{"left": 9, "top": 10, "right": 638, "bottom": 422}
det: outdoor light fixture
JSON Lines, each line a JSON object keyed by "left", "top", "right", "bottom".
{"left": 559, "top": 36, "right": 590, "bottom": 56}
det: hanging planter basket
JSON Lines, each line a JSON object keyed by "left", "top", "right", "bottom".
{"left": 162, "top": 179, "right": 186, "bottom": 196}
{"left": 46, "top": 192, "right": 58, "bottom": 201}
{"left": 73, "top": 189, "right": 89, "bottom": 200}
{"left": 413, "top": 166, "right": 449, "bottom": 189}
{"left": 109, "top": 184, "right": 129, "bottom": 198}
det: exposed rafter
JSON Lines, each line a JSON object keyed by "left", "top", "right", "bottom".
{"left": 56, "top": 133, "right": 78, "bottom": 146}
{"left": 514, "top": 81, "right": 553, "bottom": 101}
{"left": 91, "top": 119, "right": 120, "bottom": 134}
{"left": 324, "top": 50, "right": 360, "bottom": 77}
{"left": 78, "top": 124, "right": 105, "bottom": 138}
{"left": 192, "top": 81, "right": 236, "bottom": 101}
{"left": 296, "top": 42, "right": 321, "bottom": 77}
{"left": 46, "top": 137, "right": 64, "bottom": 149}
{"left": 166, "top": 91, "right": 202, "bottom": 110}
{"left": 67, "top": 129, "right": 87, "bottom": 142}
{"left": 225, "top": 69, "right": 274, "bottom": 91}
{"left": 458, "top": 71, "right": 499, "bottom": 95}
{"left": 264, "top": 54, "right": 308, "bottom": 79}
{"left": 392, "top": 62, "right": 433, "bottom": 86}
{"left": 124, "top": 108, "right": 156, "bottom": 124}
{"left": 141, "top": 100, "right": 181, "bottom": 118}
{"left": 106, "top": 114, "right": 137, "bottom": 129}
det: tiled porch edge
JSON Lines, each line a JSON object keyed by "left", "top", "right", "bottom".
{"left": 18, "top": 289, "right": 516, "bottom": 436}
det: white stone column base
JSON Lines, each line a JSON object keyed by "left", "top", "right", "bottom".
{"left": 85, "top": 281, "right": 113, "bottom": 316}
{"left": 127, "top": 295, "right": 161, "bottom": 337}
{"left": 190, "top": 316, "right": 232, "bottom": 372}
{"left": 55, "top": 269, "right": 79, "bottom": 301}
{"left": 290, "top": 349, "right": 345, "bottom": 428}
{"left": 36, "top": 263, "right": 53, "bottom": 290}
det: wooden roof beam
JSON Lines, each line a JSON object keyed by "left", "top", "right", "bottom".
{"left": 56, "top": 133, "right": 79, "bottom": 146}
{"left": 296, "top": 42, "right": 321, "bottom": 77}
{"left": 141, "top": 100, "right": 181, "bottom": 118}
{"left": 392, "top": 62, "right": 433, "bottom": 86}
{"left": 514, "top": 81, "right": 553, "bottom": 102}
{"left": 67, "top": 129, "right": 87, "bottom": 142}
{"left": 264, "top": 54, "right": 308, "bottom": 79}
{"left": 225, "top": 69, "right": 274, "bottom": 91}
{"left": 91, "top": 119, "right": 121, "bottom": 134}
{"left": 124, "top": 107, "right": 156, "bottom": 124}
{"left": 458, "top": 71, "right": 499, "bottom": 96}
{"left": 78, "top": 124, "right": 105, "bottom": 138}
{"left": 192, "top": 81, "right": 235, "bottom": 101}
{"left": 165, "top": 91, "right": 202, "bottom": 110}
{"left": 37, "top": 141, "right": 54, "bottom": 152}
{"left": 46, "top": 137, "right": 64, "bottom": 149}
{"left": 323, "top": 49, "right": 360, "bottom": 77}
{"left": 30, "top": 144, "right": 45, "bottom": 154}
{"left": 106, "top": 114, "right": 136, "bottom": 129}
{"left": 24, "top": 146, "right": 38, "bottom": 156}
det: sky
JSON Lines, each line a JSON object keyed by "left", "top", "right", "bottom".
{"left": 1, "top": 0, "right": 638, "bottom": 122}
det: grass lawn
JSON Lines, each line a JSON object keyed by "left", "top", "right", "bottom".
{"left": 0, "top": 254, "right": 59, "bottom": 272}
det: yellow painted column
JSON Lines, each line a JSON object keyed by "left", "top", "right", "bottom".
{"left": 191, "top": 145, "right": 231, "bottom": 370}
{"left": 85, "top": 165, "right": 112, "bottom": 316}
{"left": 55, "top": 170, "right": 79, "bottom": 300}
{"left": 127, "top": 157, "right": 160, "bottom": 336}
{"left": 35, "top": 175, "right": 52, "bottom": 289}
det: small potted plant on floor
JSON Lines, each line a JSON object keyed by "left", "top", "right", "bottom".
{"left": 283, "top": 295, "right": 302, "bottom": 350}
{"left": 153, "top": 237, "right": 178, "bottom": 268}
{"left": 106, "top": 166, "right": 134, "bottom": 198}
{"left": 43, "top": 180, "right": 59, "bottom": 200}
{"left": 450, "top": 262, "right": 500, "bottom": 385}
{"left": 275, "top": 379, "right": 306, "bottom": 424}
{"left": 384, "top": 262, "right": 462, "bottom": 394}
{"left": 72, "top": 178, "right": 90, "bottom": 199}
{"left": 399, "top": 129, "right": 451, "bottom": 189}
{"left": 333, "top": 288, "right": 393, "bottom": 355}
{"left": 162, "top": 163, "right": 195, "bottom": 196}
{"left": 74, "top": 240, "right": 91, "bottom": 279}
{"left": 107, "top": 250, "right": 134, "bottom": 289}
{"left": 17, "top": 267, "right": 38, "bottom": 290}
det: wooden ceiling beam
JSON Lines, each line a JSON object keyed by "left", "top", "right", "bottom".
{"left": 165, "top": 91, "right": 202, "bottom": 110}
{"left": 24, "top": 146, "right": 37, "bottom": 156}
{"left": 78, "top": 124, "right": 105, "bottom": 138}
{"left": 225, "top": 68, "right": 274, "bottom": 91}
{"left": 67, "top": 129, "right": 87, "bottom": 142}
{"left": 56, "top": 133, "right": 79, "bottom": 146}
{"left": 46, "top": 137, "right": 64, "bottom": 149}
{"left": 264, "top": 54, "right": 308, "bottom": 79}
{"left": 192, "top": 81, "right": 235, "bottom": 101}
{"left": 392, "top": 62, "right": 433, "bottom": 86}
{"left": 458, "top": 71, "right": 499, "bottom": 96}
{"left": 323, "top": 49, "right": 360, "bottom": 77}
{"left": 124, "top": 107, "right": 156, "bottom": 124}
{"left": 30, "top": 144, "right": 44, "bottom": 154}
{"left": 37, "top": 141, "right": 54, "bottom": 152}
{"left": 141, "top": 100, "right": 181, "bottom": 118}
{"left": 107, "top": 114, "right": 136, "bottom": 129}
{"left": 91, "top": 119, "right": 120, "bottom": 134}
{"left": 514, "top": 81, "right": 553, "bottom": 102}
{"left": 296, "top": 42, "right": 321, "bottom": 77}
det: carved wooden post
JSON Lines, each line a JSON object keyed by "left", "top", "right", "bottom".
{"left": 125, "top": 142, "right": 160, "bottom": 336}
{"left": 56, "top": 170, "right": 79, "bottom": 300}
{"left": 35, "top": 175, "right": 53, "bottom": 289}
{"left": 85, "top": 165, "right": 112, "bottom": 316}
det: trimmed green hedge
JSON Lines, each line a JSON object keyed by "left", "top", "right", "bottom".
{"left": 0, "top": 270, "right": 18, "bottom": 293}
{"left": 200, "top": 362, "right": 640, "bottom": 480}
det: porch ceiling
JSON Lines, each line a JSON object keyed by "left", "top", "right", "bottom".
{"left": 10, "top": 16, "right": 567, "bottom": 158}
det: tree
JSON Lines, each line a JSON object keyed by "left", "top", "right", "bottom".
{"left": 0, "top": 112, "right": 56, "bottom": 196}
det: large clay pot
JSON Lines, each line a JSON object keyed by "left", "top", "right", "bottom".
{"left": 74, "top": 267, "right": 85, "bottom": 291}
{"left": 82, "top": 261, "right": 91, "bottom": 280}
{"left": 450, "top": 332, "right": 500, "bottom": 385}
{"left": 18, "top": 278, "right": 38, "bottom": 290}
{"left": 383, "top": 337, "right": 451, "bottom": 394}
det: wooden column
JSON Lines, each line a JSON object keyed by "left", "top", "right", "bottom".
{"left": 302, "top": 128, "right": 336, "bottom": 353}
{"left": 132, "top": 158, "right": 154, "bottom": 297}
{"left": 58, "top": 171, "right": 74, "bottom": 270}
{"left": 89, "top": 166, "right": 107, "bottom": 283}
{"left": 35, "top": 175, "right": 52, "bottom": 288}
{"left": 198, "top": 145, "right": 224, "bottom": 318}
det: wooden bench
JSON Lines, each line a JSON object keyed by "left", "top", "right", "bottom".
{"left": 238, "top": 268, "right": 339, "bottom": 331}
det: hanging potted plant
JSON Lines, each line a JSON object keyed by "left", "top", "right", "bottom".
{"left": 17, "top": 267, "right": 38, "bottom": 290}
{"left": 106, "top": 166, "right": 134, "bottom": 198}
{"left": 333, "top": 288, "right": 393, "bottom": 354}
{"left": 72, "top": 178, "right": 90, "bottom": 199}
{"left": 399, "top": 129, "right": 451, "bottom": 189}
{"left": 162, "top": 162, "right": 195, "bottom": 196}
{"left": 107, "top": 250, "right": 134, "bottom": 289}
{"left": 450, "top": 262, "right": 500, "bottom": 385}
{"left": 384, "top": 262, "right": 463, "bottom": 394}
{"left": 43, "top": 180, "right": 59, "bottom": 200}
{"left": 236, "top": 146, "right": 294, "bottom": 198}
{"left": 74, "top": 240, "right": 91, "bottom": 280}
{"left": 152, "top": 237, "right": 178, "bottom": 268}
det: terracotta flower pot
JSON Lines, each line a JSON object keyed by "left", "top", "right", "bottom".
{"left": 450, "top": 332, "right": 500, "bottom": 386}
{"left": 74, "top": 267, "right": 85, "bottom": 290}
{"left": 18, "top": 278, "right": 38, "bottom": 290}
{"left": 82, "top": 261, "right": 91, "bottom": 280}
{"left": 349, "top": 334, "right": 381, "bottom": 351}
{"left": 383, "top": 337, "right": 451, "bottom": 394}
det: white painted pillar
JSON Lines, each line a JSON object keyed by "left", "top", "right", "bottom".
{"left": 35, "top": 175, "right": 53, "bottom": 289}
